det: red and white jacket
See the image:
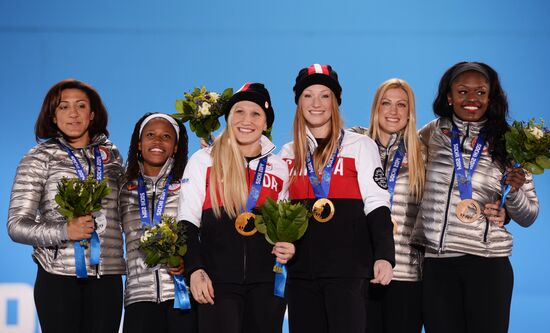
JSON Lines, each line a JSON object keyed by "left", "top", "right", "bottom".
{"left": 177, "top": 136, "right": 289, "bottom": 284}
{"left": 279, "top": 128, "right": 394, "bottom": 279}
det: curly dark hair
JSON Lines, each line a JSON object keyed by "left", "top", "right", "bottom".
{"left": 125, "top": 112, "right": 189, "bottom": 182}
{"left": 433, "top": 61, "right": 510, "bottom": 168}
{"left": 35, "top": 79, "right": 109, "bottom": 142}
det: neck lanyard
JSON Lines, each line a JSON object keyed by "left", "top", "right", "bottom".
{"left": 245, "top": 157, "right": 268, "bottom": 212}
{"left": 451, "top": 124, "right": 486, "bottom": 200}
{"left": 59, "top": 142, "right": 104, "bottom": 181}
{"left": 305, "top": 129, "right": 344, "bottom": 198}
{"left": 137, "top": 174, "right": 173, "bottom": 226}
{"left": 387, "top": 140, "right": 406, "bottom": 208}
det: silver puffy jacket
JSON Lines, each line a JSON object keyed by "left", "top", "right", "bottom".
{"left": 351, "top": 127, "right": 422, "bottom": 281}
{"left": 119, "top": 159, "right": 181, "bottom": 306}
{"left": 7, "top": 135, "right": 125, "bottom": 276}
{"left": 411, "top": 116, "right": 539, "bottom": 257}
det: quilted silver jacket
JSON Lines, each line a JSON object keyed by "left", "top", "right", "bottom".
{"left": 7, "top": 135, "right": 125, "bottom": 276}
{"left": 410, "top": 116, "right": 539, "bottom": 257}
{"left": 351, "top": 127, "right": 422, "bottom": 281}
{"left": 119, "top": 159, "right": 181, "bottom": 306}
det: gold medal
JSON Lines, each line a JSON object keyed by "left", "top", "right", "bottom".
{"left": 391, "top": 218, "right": 398, "bottom": 235}
{"left": 312, "top": 198, "right": 335, "bottom": 223}
{"left": 456, "top": 199, "right": 481, "bottom": 223}
{"left": 235, "top": 212, "right": 258, "bottom": 236}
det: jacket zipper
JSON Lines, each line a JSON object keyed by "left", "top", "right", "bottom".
{"left": 438, "top": 123, "right": 469, "bottom": 254}
{"left": 82, "top": 148, "right": 101, "bottom": 278}
{"left": 151, "top": 177, "right": 162, "bottom": 303}
{"left": 242, "top": 160, "right": 252, "bottom": 283}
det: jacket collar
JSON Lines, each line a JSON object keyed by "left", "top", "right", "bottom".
{"left": 138, "top": 157, "right": 174, "bottom": 182}
{"left": 441, "top": 115, "right": 487, "bottom": 137}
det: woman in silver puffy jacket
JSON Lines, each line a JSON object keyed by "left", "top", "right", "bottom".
{"left": 119, "top": 113, "right": 196, "bottom": 332}
{"left": 411, "top": 62, "right": 539, "bottom": 333}
{"left": 7, "top": 79, "right": 125, "bottom": 333}
{"left": 352, "top": 78, "right": 425, "bottom": 333}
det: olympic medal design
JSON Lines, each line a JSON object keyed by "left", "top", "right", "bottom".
{"left": 312, "top": 198, "right": 335, "bottom": 223}
{"left": 235, "top": 212, "right": 258, "bottom": 236}
{"left": 455, "top": 199, "right": 481, "bottom": 223}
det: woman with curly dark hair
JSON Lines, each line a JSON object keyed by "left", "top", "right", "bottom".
{"left": 119, "top": 112, "right": 196, "bottom": 333}
{"left": 411, "top": 62, "right": 539, "bottom": 333}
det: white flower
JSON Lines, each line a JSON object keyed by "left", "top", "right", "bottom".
{"left": 141, "top": 230, "right": 153, "bottom": 242}
{"left": 209, "top": 92, "right": 220, "bottom": 102}
{"left": 527, "top": 126, "right": 544, "bottom": 139}
{"left": 199, "top": 103, "right": 212, "bottom": 116}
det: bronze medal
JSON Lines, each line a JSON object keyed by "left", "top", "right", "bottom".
{"left": 456, "top": 199, "right": 481, "bottom": 223}
{"left": 235, "top": 212, "right": 258, "bottom": 236}
{"left": 312, "top": 198, "right": 335, "bottom": 223}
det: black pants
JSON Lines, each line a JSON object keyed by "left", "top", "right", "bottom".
{"left": 366, "top": 280, "right": 423, "bottom": 333}
{"left": 123, "top": 299, "right": 197, "bottom": 333}
{"left": 34, "top": 264, "right": 123, "bottom": 333}
{"left": 197, "top": 282, "right": 286, "bottom": 333}
{"left": 287, "top": 277, "right": 368, "bottom": 333}
{"left": 423, "top": 255, "right": 513, "bottom": 333}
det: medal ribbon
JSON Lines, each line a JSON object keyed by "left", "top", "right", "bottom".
{"left": 387, "top": 140, "right": 405, "bottom": 208}
{"left": 273, "top": 260, "right": 287, "bottom": 298}
{"left": 305, "top": 130, "right": 345, "bottom": 199}
{"left": 173, "top": 275, "right": 192, "bottom": 310}
{"left": 451, "top": 125, "right": 486, "bottom": 200}
{"left": 59, "top": 143, "right": 104, "bottom": 278}
{"left": 137, "top": 174, "right": 173, "bottom": 227}
{"left": 499, "top": 162, "right": 522, "bottom": 209}
{"left": 245, "top": 157, "right": 268, "bottom": 213}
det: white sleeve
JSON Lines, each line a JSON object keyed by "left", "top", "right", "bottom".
{"left": 356, "top": 137, "right": 391, "bottom": 215}
{"left": 177, "top": 150, "right": 208, "bottom": 227}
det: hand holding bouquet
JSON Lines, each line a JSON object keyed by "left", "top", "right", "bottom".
{"left": 254, "top": 197, "right": 310, "bottom": 297}
{"left": 174, "top": 86, "right": 233, "bottom": 142}
{"left": 55, "top": 175, "right": 111, "bottom": 278}
{"left": 505, "top": 118, "right": 550, "bottom": 174}
{"left": 139, "top": 215, "right": 191, "bottom": 309}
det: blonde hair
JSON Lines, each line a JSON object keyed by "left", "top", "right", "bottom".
{"left": 291, "top": 92, "right": 344, "bottom": 180}
{"left": 368, "top": 78, "right": 425, "bottom": 201}
{"left": 208, "top": 107, "right": 249, "bottom": 219}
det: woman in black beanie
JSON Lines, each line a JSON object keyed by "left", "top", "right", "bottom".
{"left": 279, "top": 64, "right": 395, "bottom": 333}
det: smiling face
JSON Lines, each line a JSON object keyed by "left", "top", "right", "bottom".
{"left": 230, "top": 100, "right": 267, "bottom": 156}
{"left": 138, "top": 118, "right": 178, "bottom": 176}
{"left": 53, "top": 88, "right": 95, "bottom": 147}
{"left": 447, "top": 71, "right": 490, "bottom": 122}
{"left": 299, "top": 84, "right": 334, "bottom": 138}
{"left": 378, "top": 87, "right": 409, "bottom": 140}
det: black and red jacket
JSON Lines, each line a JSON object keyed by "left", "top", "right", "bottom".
{"left": 177, "top": 136, "right": 289, "bottom": 284}
{"left": 279, "top": 129, "right": 395, "bottom": 279}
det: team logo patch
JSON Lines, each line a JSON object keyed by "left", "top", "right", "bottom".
{"left": 168, "top": 182, "right": 181, "bottom": 192}
{"left": 181, "top": 178, "right": 189, "bottom": 184}
{"left": 373, "top": 167, "right": 388, "bottom": 190}
{"left": 99, "top": 146, "right": 111, "bottom": 163}
{"left": 127, "top": 183, "right": 137, "bottom": 191}
{"left": 401, "top": 155, "right": 409, "bottom": 168}
{"left": 266, "top": 162, "right": 273, "bottom": 171}
{"left": 471, "top": 136, "right": 489, "bottom": 153}
{"left": 441, "top": 128, "right": 451, "bottom": 138}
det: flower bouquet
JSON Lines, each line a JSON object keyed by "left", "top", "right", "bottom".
{"left": 139, "top": 215, "right": 191, "bottom": 309}
{"left": 254, "top": 197, "right": 310, "bottom": 297}
{"left": 55, "top": 175, "right": 112, "bottom": 278}
{"left": 174, "top": 86, "right": 233, "bottom": 142}
{"left": 504, "top": 118, "right": 550, "bottom": 174}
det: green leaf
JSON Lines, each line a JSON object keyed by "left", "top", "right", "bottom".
{"left": 168, "top": 255, "right": 180, "bottom": 268}
{"left": 536, "top": 155, "right": 550, "bottom": 169}
{"left": 255, "top": 198, "right": 310, "bottom": 244}
{"left": 524, "top": 162, "right": 544, "bottom": 175}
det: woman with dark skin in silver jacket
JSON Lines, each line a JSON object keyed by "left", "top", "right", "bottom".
{"left": 411, "top": 62, "right": 539, "bottom": 333}
{"left": 119, "top": 112, "right": 196, "bottom": 333}
{"left": 7, "top": 79, "right": 125, "bottom": 333}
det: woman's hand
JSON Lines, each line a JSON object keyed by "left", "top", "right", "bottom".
{"left": 505, "top": 167, "right": 526, "bottom": 193}
{"left": 66, "top": 215, "right": 94, "bottom": 241}
{"left": 484, "top": 201, "right": 506, "bottom": 227}
{"left": 190, "top": 269, "right": 215, "bottom": 304}
{"left": 272, "top": 242, "right": 296, "bottom": 264}
{"left": 168, "top": 256, "right": 184, "bottom": 276}
{"left": 370, "top": 259, "right": 393, "bottom": 285}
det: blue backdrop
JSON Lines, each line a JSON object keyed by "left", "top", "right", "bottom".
{"left": 1, "top": 1, "right": 549, "bottom": 332}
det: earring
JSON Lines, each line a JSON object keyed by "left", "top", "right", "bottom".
{"left": 448, "top": 102, "right": 452, "bottom": 106}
